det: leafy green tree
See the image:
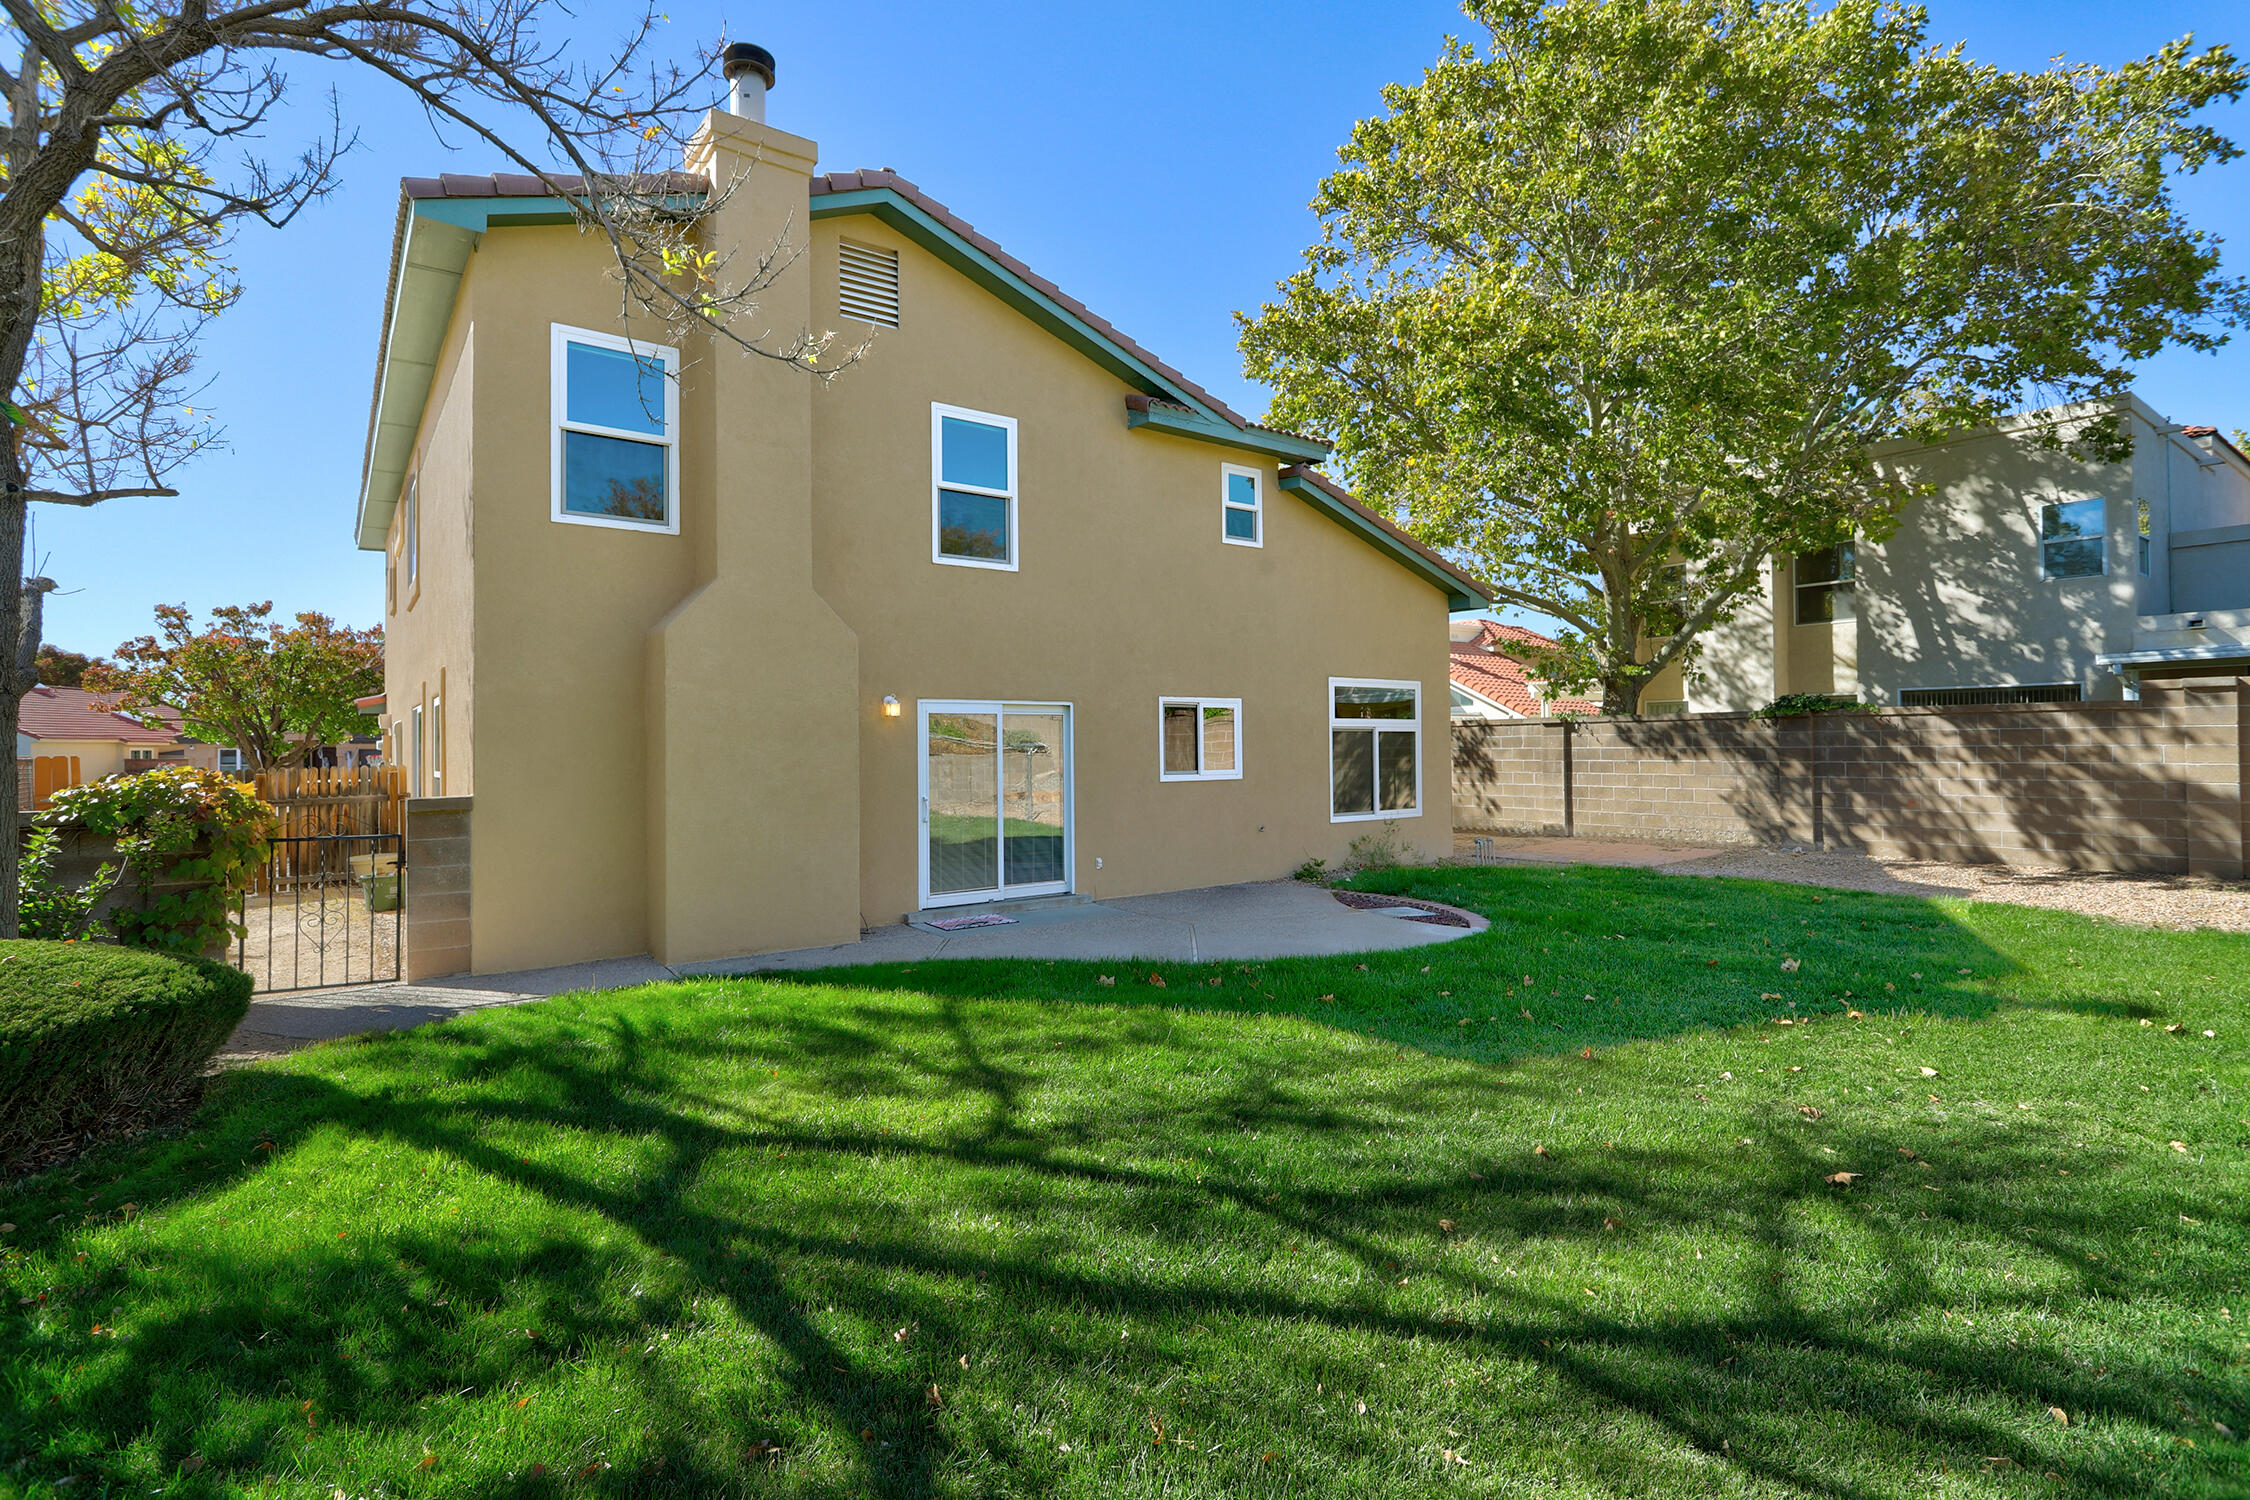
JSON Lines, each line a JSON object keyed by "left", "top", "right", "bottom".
{"left": 86, "top": 604, "right": 383, "bottom": 773}
{"left": 1242, "top": 0, "right": 2248, "bottom": 714}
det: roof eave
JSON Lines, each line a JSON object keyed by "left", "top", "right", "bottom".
{"left": 810, "top": 185, "right": 1245, "bottom": 431}
{"left": 1123, "top": 398, "right": 1329, "bottom": 463}
{"left": 354, "top": 198, "right": 485, "bottom": 551}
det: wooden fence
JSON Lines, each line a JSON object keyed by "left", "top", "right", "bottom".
{"left": 250, "top": 765, "right": 408, "bottom": 892}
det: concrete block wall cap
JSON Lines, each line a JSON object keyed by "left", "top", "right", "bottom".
{"left": 406, "top": 795, "right": 474, "bottom": 813}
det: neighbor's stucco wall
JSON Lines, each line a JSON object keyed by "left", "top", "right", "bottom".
{"left": 807, "top": 213, "right": 1454, "bottom": 925}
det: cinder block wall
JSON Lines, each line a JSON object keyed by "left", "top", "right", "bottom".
{"left": 1452, "top": 681, "right": 2247, "bottom": 877}
{"left": 404, "top": 796, "right": 472, "bottom": 981}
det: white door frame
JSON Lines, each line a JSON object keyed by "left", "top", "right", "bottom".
{"left": 917, "top": 700, "right": 1075, "bottom": 909}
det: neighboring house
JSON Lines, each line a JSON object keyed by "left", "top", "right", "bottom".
{"left": 1447, "top": 620, "right": 1600, "bottom": 719}
{"left": 16, "top": 685, "right": 217, "bottom": 777}
{"left": 356, "top": 53, "right": 1488, "bottom": 974}
{"left": 1655, "top": 395, "right": 2250, "bottom": 712}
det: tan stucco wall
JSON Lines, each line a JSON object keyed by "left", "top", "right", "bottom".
{"left": 805, "top": 215, "right": 1453, "bottom": 925}
{"left": 384, "top": 281, "right": 478, "bottom": 804}
{"left": 376, "top": 112, "right": 1457, "bottom": 972}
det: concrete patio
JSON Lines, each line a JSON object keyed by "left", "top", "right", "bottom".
{"left": 224, "top": 880, "right": 1484, "bottom": 1057}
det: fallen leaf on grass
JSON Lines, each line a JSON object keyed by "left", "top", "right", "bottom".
{"left": 1579, "top": 1047, "right": 1594, "bottom": 1060}
{"left": 1846, "top": 1010, "right": 1864, "bottom": 1020}
{"left": 1898, "top": 1147, "right": 1918, "bottom": 1159}
{"left": 927, "top": 1385, "right": 943, "bottom": 1409}
{"left": 1602, "top": 1217, "right": 1622, "bottom": 1231}
{"left": 1761, "top": 992, "right": 1782, "bottom": 1001}
{"left": 1533, "top": 1144, "right": 1550, "bottom": 1158}
{"left": 2166, "top": 1023, "right": 2185, "bottom": 1035}
{"left": 179, "top": 1457, "right": 205, "bottom": 1475}
{"left": 1519, "top": 1008, "right": 1533, "bottom": 1020}
{"left": 1318, "top": 994, "right": 1337, "bottom": 1005}
{"left": 1919, "top": 1067, "right": 1939, "bottom": 1077}
{"left": 1797, "top": 1105, "right": 1824, "bottom": 1120}
{"left": 2170, "top": 1141, "right": 2189, "bottom": 1153}
{"left": 1442, "top": 1449, "right": 1470, "bottom": 1466}
{"left": 1148, "top": 974, "right": 1166, "bottom": 988}
{"left": 2049, "top": 1407, "right": 2069, "bottom": 1426}
{"left": 1825, "top": 1172, "right": 1861, "bottom": 1186}
{"left": 1096, "top": 976, "right": 1114, "bottom": 987}
{"left": 1439, "top": 1219, "right": 1457, "bottom": 1233}
{"left": 1780, "top": 958, "right": 1801, "bottom": 973}
{"left": 418, "top": 1453, "right": 438, "bottom": 1471}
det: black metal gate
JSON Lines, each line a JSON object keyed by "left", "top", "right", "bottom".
{"left": 233, "top": 833, "right": 404, "bottom": 991}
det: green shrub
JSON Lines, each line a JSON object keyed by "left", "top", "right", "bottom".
{"left": 0, "top": 940, "right": 252, "bottom": 1175}
{"left": 17, "top": 827, "right": 118, "bottom": 941}
{"left": 45, "top": 768, "right": 276, "bottom": 956}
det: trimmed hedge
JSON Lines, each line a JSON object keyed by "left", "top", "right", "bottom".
{"left": 0, "top": 941, "right": 252, "bottom": 1175}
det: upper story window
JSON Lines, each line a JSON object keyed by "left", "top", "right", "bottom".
{"left": 1159, "top": 697, "right": 1241, "bottom": 781}
{"left": 2137, "top": 498, "right": 2152, "bottom": 576}
{"left": 551, "top": 324, "right": 679, "bottom": 534}
{"left": 1330, "top": 678, "right": 1420, "bottom": 822}
{"left": 2041, "top": 498, "right": 2105, "bottom": 579}
{"left": 932, "top": 403, "right": 1017, "bottom": 570}
{"left": 1221, "top": 464, "right": 1262, "bottom": 547}
{"left": 1794, "top": 543, "right": 1855, "bottom": 623}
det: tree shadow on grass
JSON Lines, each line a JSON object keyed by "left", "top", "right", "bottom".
{"left": 3, "top": 960, "right": 2242, "bottom": 1498}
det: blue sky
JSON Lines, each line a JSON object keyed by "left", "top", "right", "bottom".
{"left": 32, "top": 0, "right": 2250, "bottom": 655}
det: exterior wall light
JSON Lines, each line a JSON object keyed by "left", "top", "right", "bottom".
{"left": 882, "top": 695, "right": 901, "bottom": 718}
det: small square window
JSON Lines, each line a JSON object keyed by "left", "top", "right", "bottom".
{"left": 932, "top": 404, "right": 1018, "bottom": 569}
{"left": 1159, "top": 698, "right": 1242, "bottom": 781}
{"left": 1221, "top": 464, "right": 1261, "bottom": 547}
{"left": 551, "top": 324, "right": 679, "bottom": 533}
{"left": 2041, "top": 498, "right": 2105, "bottom": 579}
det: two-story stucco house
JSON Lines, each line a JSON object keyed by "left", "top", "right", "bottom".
{"left": 356, "top": 50, "right": 1486, "bottom": 978}
{"left": 1648, "top": 395, "right": 2250, "bottom": 713}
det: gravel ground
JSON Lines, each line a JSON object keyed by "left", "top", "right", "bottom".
{"left": 1662, "top": 846, "right": 2250, "bottom": 932}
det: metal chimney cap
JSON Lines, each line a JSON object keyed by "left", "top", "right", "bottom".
{"left": 721, "top": 42, "right": 774, "bottom": 88}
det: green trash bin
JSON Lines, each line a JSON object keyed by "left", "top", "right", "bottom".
{"left": 361, "top": 872, "right": 401, "bottom": 913}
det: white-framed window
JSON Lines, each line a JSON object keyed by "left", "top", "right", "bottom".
{"left": 429, "top": 696, "right": 444, "bottom": 795}
{"left": 404, "top": 475, "right": 419, "bottom": 595}
{"left": 1220, "top": 463, "right": 1262, "bottom": 547}
{"left": 2137, "top": 497, "right": 2152, "bottom": 576}
{"left": 931, "top": 402, "right": 1017, "bottom": 569}
{"left": 1329, "top": 678, "right": 1420, "bottom": 821}
{"left": 1158, "top": 697, "right": 1242, "bottom": 781}
{"left": 411, "top": 703, "right": 425, "bottom": 797}
{"left": 127, "top": 747, "right": 156, "bottom": 761}
{"left": 2040, "top": 498, "right": 2105, "bottom": 579}
{"left": 217, "top": 747, "right": 246, "bottom": 774}
{"left": 1641, "top": 699, "right": 1688, "bottom": 716}
{"left": 551, "top": 323, "right": 680, "bottom": 533}
{"left": 1794, "top": 544, "right": 1855, "bottom": 623}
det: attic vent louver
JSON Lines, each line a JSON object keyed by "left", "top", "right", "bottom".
{"left": 838, "top": 240, "right": 900, "bottom": 327}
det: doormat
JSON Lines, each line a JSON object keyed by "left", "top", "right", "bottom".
{"left": 926, "top": 914, "right": 1021, "bottom": 931}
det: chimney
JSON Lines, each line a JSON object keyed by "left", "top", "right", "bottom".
{"left": 721, "top": 42, "right": 775, "bottom": 123}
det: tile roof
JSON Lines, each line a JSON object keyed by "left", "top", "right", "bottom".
{"left": 2179, "top": 424, "right": 2250, "bottom": 465}
{"left": 1449, "top": 622, "right": 1599, "bottom": 718}
{"left": 811, "top": 169, "right": 1254, "bottom": 429}
{"left": 401, "top": 171, "right": 709, "bottom": 199}
{"left": 19, "top": 685, "right": 183, "bottom": 744}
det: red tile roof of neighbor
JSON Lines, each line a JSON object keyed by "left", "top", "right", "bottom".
{"left": 1450, "top": 622, "right": 1601, "bottom": 719}
{"left": 18, "top": 686, "right": 182, "bottom": 744}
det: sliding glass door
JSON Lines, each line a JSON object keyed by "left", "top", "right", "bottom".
{"left": 919, "top": 702, "right": 1071, "bottom": 907}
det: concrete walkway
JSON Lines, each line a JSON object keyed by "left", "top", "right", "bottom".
{"left": 224, "top": 881, "right": 1484, "bottom": 1058}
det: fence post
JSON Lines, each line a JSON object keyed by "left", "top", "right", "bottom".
{"left": 1561, "top": 719, "right": 1575, "bottom": 839}
{"left": 403, "top": 795, "right": 473, "bottom": 982}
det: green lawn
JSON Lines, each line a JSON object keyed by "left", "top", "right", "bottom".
{"left": 2, "top": 864, "right": 2245, "bottom": 1498}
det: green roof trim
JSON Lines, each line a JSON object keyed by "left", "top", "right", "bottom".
{"left": 1124, "top": 400, "right": 1330, "bottom": 463}
{"left": 1278, "top": 470, "right": 1488, "bottom": 610}
{"left": 810, "top": 186, "right": 1242, "bottom": 430}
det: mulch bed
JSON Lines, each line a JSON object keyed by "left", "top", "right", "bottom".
{"left": 1332, "top": 890, "right": 1472, "bottom": 927}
